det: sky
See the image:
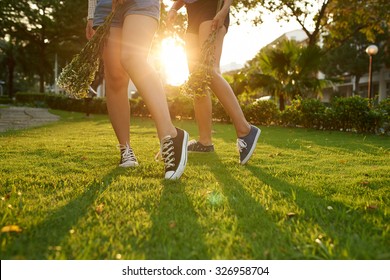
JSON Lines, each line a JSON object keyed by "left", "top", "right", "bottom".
{"left": 221, "top": 13, "right": 302, "bottom": 68}
{"left": 159, "top": 4, "right": 303, "bottom": 85}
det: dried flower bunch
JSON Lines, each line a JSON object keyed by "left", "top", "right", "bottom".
{"left": 180, "top": 0, "right": 223, "bottom": 99}
{"left": 180, "top": 31, "right": 217, "bottom": 98}
{"left": 58, "top": 11, "right": 114, "bottom": 99}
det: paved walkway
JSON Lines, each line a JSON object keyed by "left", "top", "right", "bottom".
{"left": 0, "top": 106, "right": 60, "bottom": 132}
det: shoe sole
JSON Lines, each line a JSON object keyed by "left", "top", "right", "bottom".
{"left": 119, "top": 161, "right": 139, "bottom": 168}
{"left": 240, "top": 128, "right": 261, "bottom": 165}
{"left": 188, "top": 150, "right": 214, "bottom": 153}
{"left": 165, "top": 131, "right": 189, "bottom": 180}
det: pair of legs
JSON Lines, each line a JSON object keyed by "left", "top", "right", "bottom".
{"left": 102, "top": 13, "right": 188, "bottom": 178}
{"left": 185, "top": 22, "right": 251, "bottom": 146}
{"left": 103, "top": 14, "right": 177, "bottom": 144}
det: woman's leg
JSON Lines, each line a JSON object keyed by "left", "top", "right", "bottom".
{"left": 185, "top": 33, "right": 213, "bottom": 146}
{"left": 102, "top": 27, "right": 131, "bottom": 146}
{"left": 120, "top": 14, "right": 176, "bottom": 140}
{"left": 198, "top": 22, "right": 251, "bottom": 138}
{"left": 120, "top": 14, "right": 188, "bottom": 179}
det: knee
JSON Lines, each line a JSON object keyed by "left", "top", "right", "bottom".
{"left": 120, "top": 52, "right": 147, "bottom": 76}
{"left": 210, "top": 67, "right": 222, "bottom": 79}
{"left": 105, "top": 71, "right": 128, "bottom": 93}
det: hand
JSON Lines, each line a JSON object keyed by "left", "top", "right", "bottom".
{"left": 167, "top": 9, "right": 178, "bottom": 28}
{"left": 86, "top": 19, "right": 95, "bottom": 40}
{"left": 211, "top": 9, "right": 228, "bottom": 32}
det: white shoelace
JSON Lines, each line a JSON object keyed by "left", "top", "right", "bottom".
{"left": 161, "top": 136, "right": 175, "bottom": 168}
{"left": 236, "top": 138, "right": 247, "bottom": 152}
{"left": 117, "top": 144, "right": 137, "bottom": 163}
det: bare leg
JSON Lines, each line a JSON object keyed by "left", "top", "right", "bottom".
{"left": 103, "top": 28, "right": 131, "bottom": 146}
{"left": 185, "top": 33, "right": 213, "bottom": 146}
{"left": 120, "top": 14, "right": 176, "bottom": 140}
{"left": 198, "top": 22, "right": 251, "bottom": 137}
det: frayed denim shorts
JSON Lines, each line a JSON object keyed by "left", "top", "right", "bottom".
{"left": 93, "top": 0, "right": 160, "bottom": 28}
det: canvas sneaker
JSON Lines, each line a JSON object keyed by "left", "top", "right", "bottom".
{"left": 117, "top": 143, "right": 139, "bottom": 167}
{"left": 187, "top": 140, "right": 215, "bottom": 152}
{"left": 237, "top": 125, "right": 261, "bottom": 165}
{"left": 161, "top": 128, "right": 189, "bottom": 179}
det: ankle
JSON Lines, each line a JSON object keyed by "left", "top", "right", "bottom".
{"left": 237, "top": 124, "right": 251, "bottom": 138}
{"left": 198, "top": 139, "right": 213, "bottom": 146}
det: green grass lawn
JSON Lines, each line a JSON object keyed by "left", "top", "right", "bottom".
{"left": 0, "top": 110, "right": 389, "bottom": 260}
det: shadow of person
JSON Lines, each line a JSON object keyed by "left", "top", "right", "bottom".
{"left": 1, "top": 167, "right": 126, "bottom": 259}
{"left": 143, "top": 179, "right": 210, "bottom": 259}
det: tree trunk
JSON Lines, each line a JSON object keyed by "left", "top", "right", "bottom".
{"left": 354, "top": 75, "right": 361, "bottom": 97}
{"left": 39, "top": 73, "right": 45, "bottom": 93}
{"left": 279, "top": 93, "right": 285, "bottom": 111}
{"left": 6, "top": 56, "right": 15, "bottom": 98}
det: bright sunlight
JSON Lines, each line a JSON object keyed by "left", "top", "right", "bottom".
{"left": 160, "top": 37, "right": 189, "bottom": 86}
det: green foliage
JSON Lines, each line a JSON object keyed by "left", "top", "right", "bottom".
{"left": 330, "top": 96, "right": 371, "bottom": 132}
{"left": 244, "top": 100, "right": 280, "bottom": 126}
{"left": 245, "top": 40, "right": 324, "bottom": 110}
{"left": 0, "top": 96, "right": 12, "bottom": 104}
{"left": 377, "top": 98, "right": 390, "bottom": 121}
{"left": 46, "top": 95, "right": 108, "bottom": 115}
{"left": 279, "top": 96, "right": 388, "bottom": 134}
{"left": 377, "top": 98, "right": 390, "bottom": 134}
{"left": 280, "top": 97, "right": 327, "bottom": 129}
{"left": 11, "top": 92, "right": 390, "bottom": 135}
{"left": 300, "top": 98, "right": 327, "bottom": 128}
{"left": 0, "top": 114, "right": 389, "bottom": 259}
{"left": 168, "top": 95, "right": 195, "bottom": 120}
{"left": 281, "top": 98, "right": 303, "bottom": 127}
{"left": 0, "top": 0, "right": 88, "bottom": 93}
{"left": 212, "top": 99, "right": 230, "bottom": 123}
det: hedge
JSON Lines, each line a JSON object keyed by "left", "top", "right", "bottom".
{"left": 10, "top": 91, "right": 390, "bottom": 135}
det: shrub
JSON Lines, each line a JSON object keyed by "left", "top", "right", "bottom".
{"left": 130, "top": 97, "right": 149, "bottom": 117}
{"left": 15, "top": 92, "right": 47, "bottom": 107}
{"left": 331, "top": 96, "right": 371, "bottom": 132}
{"left": 168, "top": 95, "right": 194, "bottom": 120}
{"left": 212, "top": 99, "right": 230, "bottom": 123}
{"left": 0, "top": 96, "right": 12, "bottom": 104}
{"left": 244, "top": 100, "right": 280, "bottom": 126}
{"left": 376, "top": 98, "right": 390, "bottom": 135}
{"left": 281, "top": 98, "right": 303, "bottom": 127}
{"left": 300, "top": 98, "right": 326, "bottom": 128}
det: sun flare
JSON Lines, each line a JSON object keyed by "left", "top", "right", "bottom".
{"left": 160, "top": 37, "right": 189, "bottom": 86}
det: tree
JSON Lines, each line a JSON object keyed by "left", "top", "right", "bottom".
{"left": 233, "top": 0, "right": 333, "bottom": 47}
{"left": 245, "top": 40, "right": 324, "bottom": 110}
{"left": 233, "top": 0, "right": 390, "bottom": 50}
{"left": 0, "top": 0, "right": 87, "bottom": 94}
{"left": 321, "top": 30, "right": 388, "bottom": 96}
{"left": 324, "top": 0, "right": 390, "bottom": 47}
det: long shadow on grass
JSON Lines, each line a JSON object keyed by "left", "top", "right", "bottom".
{"left": 263, "top": 127, "right": 390, "bottom": 155}
{"left": 144, "top": 180, "right": 210, "bottom": 259}
{"left": 246, "top": 166, "right": 390, "bottom": 259}
{"left": 195, "top": 153, "right": 292, "bottom": 259}
{"left": 1, "top": 168, "right": 125, "bottom": 259}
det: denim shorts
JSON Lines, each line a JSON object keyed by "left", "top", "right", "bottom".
{"left": 93, "top": 0, "right": 160, "bottom": 28}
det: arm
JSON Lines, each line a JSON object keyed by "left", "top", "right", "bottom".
{"left": 212, "top": 0, "right": 232, "bottom": 31}
{"left": 86, "top": 0, "right": 97, "bottom": 40}
{"left": 167, "top": 0, "right": 185, "bottom": 27}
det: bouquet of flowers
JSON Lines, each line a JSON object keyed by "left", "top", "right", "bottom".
{"left": 180, "top": 0, "right": 223, "bottom": 99}
{"left": 57, "top": 11, "right": 114, "bottom": 99}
